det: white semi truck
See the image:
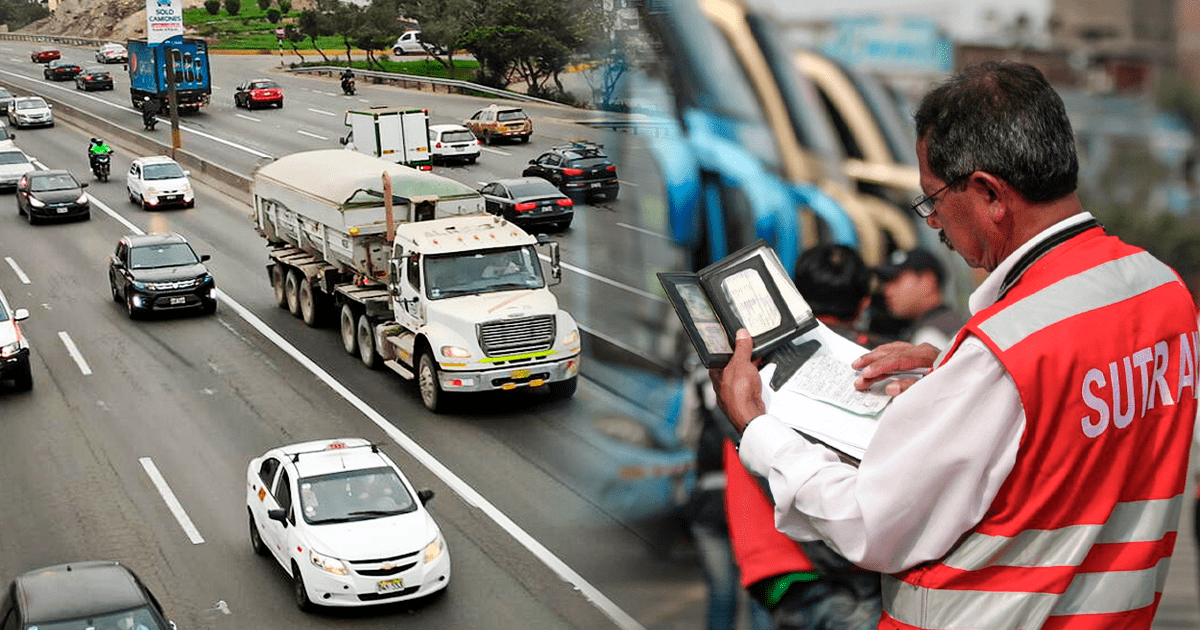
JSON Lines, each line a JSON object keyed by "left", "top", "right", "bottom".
{"left": 253, "top": 150, "right": 581, "bottom": 412}
{"left": 340, "top": 106, "right": 433, "bottom": 169}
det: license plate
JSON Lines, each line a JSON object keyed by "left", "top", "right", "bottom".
{"left": 512, "top": 369, "right": 531, "bottom": 379}
{"left": 590, "top": 182, "right": 601, "bottom": 188}
{"left": 170, "top": 296, "right": 186, "bottom": 305}
{"left": 377, "top": 578, "right": 404, "bottom": 593}
{"left": 56, "top": 207, "right": 68, "bottom": 213}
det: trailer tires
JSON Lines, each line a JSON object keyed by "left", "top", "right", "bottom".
{"left": 271, "top": 264, "right": 288, "bottom": 308}
{"left": 356, "top": 314, "right": 381, "bottom": 369}
{"left": 298, "top": 275, "right": 325, "bottom": 327}
{"left": 285, "top": 269, "right": 303, "bottom": 317}
{"left": 418, "top": 351, "right": 445, "bottom": 413}
{"left": 340, "top": 304, "right": 358, "bottom": 355}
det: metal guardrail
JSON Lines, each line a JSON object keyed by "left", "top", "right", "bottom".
{"left": 287, "top": 65, "right": 564, "bottom": 106}
{"left": 0, "top": 33, "right": 114, "bottom": 48}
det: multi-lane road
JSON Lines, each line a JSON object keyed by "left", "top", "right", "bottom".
{"left": 0, "top": 43, "right": 710, "bottom": 630}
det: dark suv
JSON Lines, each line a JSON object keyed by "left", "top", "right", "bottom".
{"left": 1, "top": 561, "right": 175, "bottom": 630}
{"left": 108, "top": 232, "right": 217, "bottom": 319}
{"left": 521, "top": 141, "right": 619, "bottom": 202}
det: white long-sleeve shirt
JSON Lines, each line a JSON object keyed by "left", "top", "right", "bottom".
{"left": 738, "top": 213, "right": 1097, "bottom": 574}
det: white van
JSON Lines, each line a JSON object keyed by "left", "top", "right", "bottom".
{"left": 392, "top": 31, "right": 442, "bottom": 55}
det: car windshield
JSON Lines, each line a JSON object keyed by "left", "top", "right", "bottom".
{"left": 0, "top": 152, "right": 27, "bottom": 165}
{"left": 29, "top": 174, "right": 77, "bottom": 191}
{"left": 299, "top": 467, "right": 416, "bottom": 524}
{"left": 497, "top": 110, "right": 527, "bottom": 122}
{"left": 507, "top": 180, "right": 560, "bottom": 197}
{"left": 440, "top": 130, "right": 475, "bottom": 143}
{"left": 425, "top": 246, "right": 545, "bottom": 299}
{"left": 28, "top": 605, "right": 165, "bottom": 630}
{"left": 142, "top": 163, "right": 185, "bottom": 180}
{"left": 0, "top": 128, "right": 11, "bottom": 140}
{"left": 0, "top": 89, "right": 11, "bottom": 98}
{"left": 18, "top": 99, "right": 46, "bottom": 110}
{"left": 0, "top": 301, "right": 8, "bottom": 321}
{"left": 129, "top": 243, "right": 198, "bottom": 269}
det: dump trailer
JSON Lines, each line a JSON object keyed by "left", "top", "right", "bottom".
{"left": 253, "top": 150, "right": 580, "bottom": 412}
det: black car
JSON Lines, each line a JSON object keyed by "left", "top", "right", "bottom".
{"left": 0, "top": 88, "right": 14, "bottom": 116}
{"left": 521, "top": 141, "right": 619, "bottom": 202}
{"left": 75, "top": 68, "right": 114, "bottom": 91}
{"left": 109, "top": 232, "right": 217, "bottom": 319}
{"left": 16, "top": 169, "right": 90, "bottom": 224}
{"left": 43, "top": 59, "right": 82, "bottom": 81}
{"left": 1, "top": 561, "right": 175, "bottom": 630}
{"left": 479, "top": 177, "right": 574, "bottom": 232}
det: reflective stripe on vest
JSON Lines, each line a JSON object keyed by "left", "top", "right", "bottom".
{"left": 977, "top": 251, "right": 1180, "bottom": 353}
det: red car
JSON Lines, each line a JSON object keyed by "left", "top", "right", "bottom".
{"left": 233, "top": 78, "right": 283, "bottom": 109}
{"left": 30, "top": 49, "right": 60, "bottom": 63}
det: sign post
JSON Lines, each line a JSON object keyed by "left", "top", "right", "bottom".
{"left": 146, "top": 0, "right": 185, "bottom": 152}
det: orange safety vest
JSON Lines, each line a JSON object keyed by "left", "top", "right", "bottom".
{"left": 880, "top": 227, "right": 1199, "bottom": 629}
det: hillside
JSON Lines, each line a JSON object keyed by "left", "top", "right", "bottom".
{"left": 18, "top": 0, "right": 315, "bottom": 42}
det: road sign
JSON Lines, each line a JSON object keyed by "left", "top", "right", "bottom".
{"left": 146, "top": 0, "right": 184, "bottom": 45}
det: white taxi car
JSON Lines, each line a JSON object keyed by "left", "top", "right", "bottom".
{"left": 0, "top": 286, "right": 32, "bottom": 391}
{"left": 246, "top": 438, "right": 450, "bottom": 609}
{"left": 126, "top": 156, "right": 194, "bottom": 210}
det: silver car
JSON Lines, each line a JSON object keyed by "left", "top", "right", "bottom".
{"left": 8, "top": 97, "right": 53, "bottom": 128}
{"left": 0, "top": 149, "right": 33, "bottom": 189}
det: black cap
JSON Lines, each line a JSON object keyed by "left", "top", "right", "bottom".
{"left": 876, "top": 248, "right": 944, "bottom": 285}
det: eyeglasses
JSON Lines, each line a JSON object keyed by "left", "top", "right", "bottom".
{"left": 910, "top": 177, "right": 964, "bottom": 218}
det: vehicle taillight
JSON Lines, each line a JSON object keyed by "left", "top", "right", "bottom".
{"left": 606, "top": 165, "right": 616, "bottom": 172}
{"left": 435, "top": 142, "right": 442, "bottom": 148}
{"left": 514, "top": 202, "right": 537, "bottom": 212}
{"left": 418, "top": 165, "right": 433, "bottom": 171}
{"left": 562, "top": 168, "right": 584, "bottom": 176}
{"left": 556, "top": 198, "right": 573, "bottom": 207}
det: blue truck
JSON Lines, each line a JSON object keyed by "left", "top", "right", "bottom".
{"left": 126, "top": 38, "right": 211, "bottom": 113}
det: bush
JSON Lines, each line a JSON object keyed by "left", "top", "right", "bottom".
{"left": 204, "top": 0, "right": 221, "bottom": 15}
{"left": 256, "top": 0, "right": 270, "bottom": 9}
{"left": 266, "top": 7, "right": 280, "bottom": 23}
{"left": 224, "top": 0, "right": 240, "bottom": 16}
{"left": 279, "top": 0, "right": 291, "bottom": 13}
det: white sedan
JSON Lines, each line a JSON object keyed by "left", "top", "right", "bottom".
{"left": 246, "top": 438, "right": 450, "bottom": 609}
{"left": 126, "top": 156, "right": 194, "bottom": 210}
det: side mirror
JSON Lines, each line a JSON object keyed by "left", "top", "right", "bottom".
{"left": 47, "top": 104, "right": 53, "bottom": 108}
{"left": 79, "top": 182, "right": 88, "bottom": 188}
{"left": 267, "top": 508, "right": 287, "bottom": 524}
{"left": 13, "top": 308, "right": 29, "bottom": 321}
{"left": 339, "top": 135, "right": 348, "bottom": 146}
{"left": 549, "top": 241, "right": 561, "bottom": 283}
{"left": 200, "top": 254, "right": 211, "bottom": 262}
{"left": 528, "top": 159, "right": 536, "bottom": 165}
{"left": 183, "top": 170, "right": 191, "bottom": 177}
{"left": 417, "top": 489, "right": 434, "bottom": 505}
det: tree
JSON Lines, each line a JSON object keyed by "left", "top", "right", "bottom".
{"left": 407, "top": 0, "right": 478, "bottom": 70}
{"left": 279, "top": 0, "right": 292, "bottom": 14}
{"left": 0, "top": 0, "right": 51, "bottom": 29}
{"left": 298, "top": 8, "right": 331, "bottom": 62}
{"left": 204, "top": 0, "right": 221, "bottom": 15}
{"left": 284, "top": 24, "right": 306, "bottom": 63}
{"left": 256, "top": 0, "right": 270, "bottom": 10}
{"left": 224, "top": 0, "right": 241, "bottom": 17}
{"left": 267, "top": 7, "right": 281, "bottom": 23}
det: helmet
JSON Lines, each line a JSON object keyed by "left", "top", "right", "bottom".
{"left": 91, "top": 137, "right": 101, "bottom": 144}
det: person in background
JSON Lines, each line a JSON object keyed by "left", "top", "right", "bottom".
{"left": 874, "top": 247, "right": 963, "bottom": 350}
{"left": 794, "top": 244, "right": 893, "bottom": 350}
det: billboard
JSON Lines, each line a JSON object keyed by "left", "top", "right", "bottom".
{"left": 146, "top": 0, "right": 184, "bottom": 44}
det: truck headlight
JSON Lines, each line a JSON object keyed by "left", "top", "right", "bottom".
{"left": 309, "top": 549, "right": 349, "bottom": 575}
{"left": 440, "top": 346, "right": 471, "bottom": 359}
{"left": 0, "top": 342, "right": 20, "bottom": 359}
{"left": 562, "top": 330, "right": 579, "bottom": 346}
{"left": 423, "top": 537, "right": 443, "bottom": 563}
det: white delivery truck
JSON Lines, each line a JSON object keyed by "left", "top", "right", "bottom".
{"left": 340, "top": 106, "right": 433, "bottom": 169}
{"left": 254, "top": 150, "right": 581, "bottom": 412}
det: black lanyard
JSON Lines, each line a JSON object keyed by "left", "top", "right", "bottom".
{"left": 996, "top": 218, "right": 1103, "bottom": 300}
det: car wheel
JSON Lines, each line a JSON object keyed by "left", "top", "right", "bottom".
{"left": 284, "top": 269, "right": 303, "bottom": 317}
{"left": 248, "top": 511, "right": 268, "bottom": 556}
{"left": 26, "top": 208, "right": 37, "bottom": 225}
{"left": 356, "top": 313, "right": 380, "bottom": 369}
{"left": 339, "top": 304, "right": 358, "bottom": 356}
{"left": 17, "top": 200, "right": 24, "bottom": 216}
{"left": 418, "top": 351, "right": 446, "bottom": 413}
{"left": 292, "top": 562, "right": 314, "bottom": 612}
{"left": 277, "top": 99, "right": 283, "bottom": 108}
{"left": 11, "top": 359, "right": 32, "bottom": 392}
{"left": 201, "top": 299, "right": 217, "bottom": 316}
{"left": 555, "top": 218, "right": 572, "bottom": 231}
{"left": 271, "top": 264, "right": 288, "bottom": 309}
{"left": 126, "top": 292, "right": 140, "bottom": 320}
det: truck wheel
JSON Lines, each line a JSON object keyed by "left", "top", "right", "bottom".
{"left": 271, "top": 265, "right": 288, "bottom": 308}
{"left": 548, "top": 376, "right": 577, "bottom": 400}
{"left": 356, "top": 314, "right": 380, "bottom": 369}
{"left": 339, "top": 304, "right": 358, "bottom": 356}
{"left": 10, "top": 360, "right": 32, "bottom": 392}
{"left": 418, "top": 351, "right": 445, "bottom": 413}
{"left": 285, "top": 269, "right": 303, "bottom": 317}
{"left": 298, "top": 276, "right": 325, "bottom": 327}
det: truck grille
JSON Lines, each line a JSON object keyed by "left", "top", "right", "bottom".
{"left": 478, "top": 315, "right": 555, "bottom": 357}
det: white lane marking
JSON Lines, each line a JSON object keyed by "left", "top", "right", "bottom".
{"left": 536, "top": 254, "right": 665, "bottom": 303}
{"left": 98, "top": 198, "right": 643, "bottom": 629}
{"left": 481, "top": 147, "right": 511, "bottom": 156}
{"left": 308, "top": 108, "right": 337, "bottom": 117}
{"left": 297, "top": 129, "right": 327, "bottom": 140}
{"left": 618, "top": 180, "right": 639, "bottom": 187}
{"left": 139, "top": 457, "right": 205, "bottom": 545}
{"left": 216, "top": 293, "right": 646, "bottom": 630}
{"left": 616, "top": 222, "right": 669, "bottom": 240}
{"left": 5, "top": 257, "right": 30, "bottom": 284}
{"left": 235, "top": 113, "right": 261, "bottom": 122}
{"left": 57, "top": 331, "right": 92, "bottom": 376}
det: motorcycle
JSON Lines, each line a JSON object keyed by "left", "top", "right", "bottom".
{"left": 89, "top": 152, "right": 111, "bottom": 182}
{"left": 141, "top": 99, "right": 158, "bottom": 131}
{"left": 341, "top": 77, "right": 355, "bottom": 96}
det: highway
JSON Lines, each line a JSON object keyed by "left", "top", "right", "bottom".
{"left": 0, "top": 42, "right": 708, "bottom": 630}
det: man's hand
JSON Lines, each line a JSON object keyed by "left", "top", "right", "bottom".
{"left": 709, "top": 329, "right": 765, "bottom": 434}
{"left": 851, "top": 341, "right": 940, "bottom": 396}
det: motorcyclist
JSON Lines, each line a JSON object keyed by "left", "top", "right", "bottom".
{"left": 88, "top": 137, "right": 112, "bottom": 157}
{"left": 141, "top": 97, "right": 158, "bottom": 128}
{"left": 340, "top": 67, "right": 355, "bottom": 94}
